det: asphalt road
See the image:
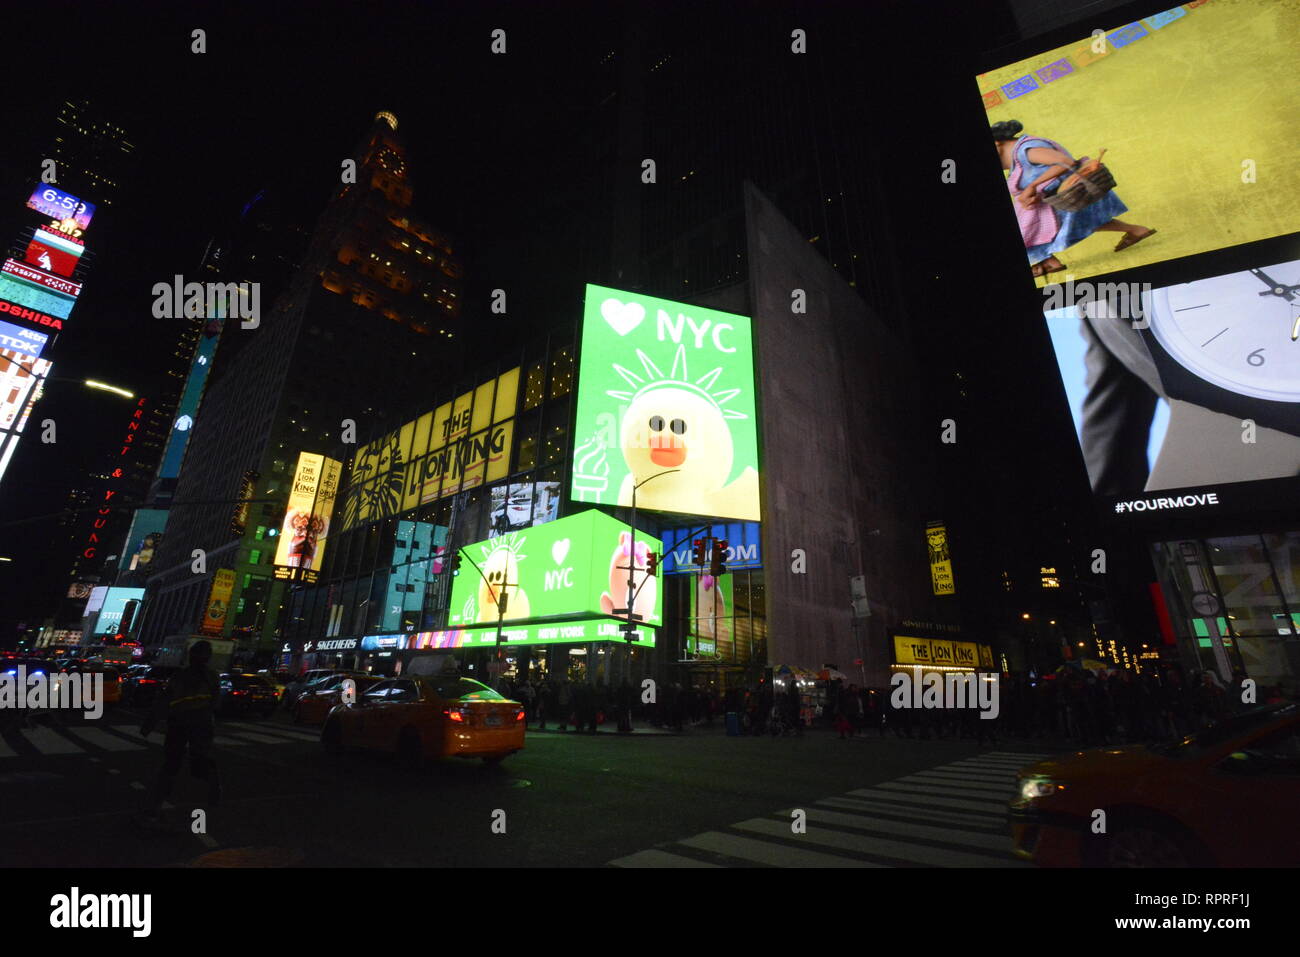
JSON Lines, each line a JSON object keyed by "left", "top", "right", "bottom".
{"left": 0, "top": 707, "right": 1062, "bottom": 867}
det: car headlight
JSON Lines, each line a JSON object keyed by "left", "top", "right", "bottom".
{"left": 1019, "top": 777, "right": 1064, "bottom": 801}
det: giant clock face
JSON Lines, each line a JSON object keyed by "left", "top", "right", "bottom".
{"left": 1146, "top": 262, "right": 1300, "bottom": 403}
{"left": 376, "top": 146, "right": 407, "bottom": 179}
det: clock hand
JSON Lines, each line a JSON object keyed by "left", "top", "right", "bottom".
{"left": 1249, "top": 268, "right": 1299, "bottom": 302}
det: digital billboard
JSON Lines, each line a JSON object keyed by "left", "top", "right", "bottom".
{"left": 380, "top": 520, "right": 448, "bottom": 632}
{"left": 979, "top": 2, "right": 1300, "bottom": 286}
{"left": 200, "top": 570, "right": 236, "bottom": 636}
{"left": 0, "top": 350, "right": 50, "bottom": 481}
{"left": 90, "top": 587, "right": 146, "bottom": 635}
{"left": 447, "top": 509, "right": 663, "bottom": 629}
{"left": 273, "top": 452, "right": 343, "bottom": 584}
{"left": 1043, "top": 258, "right": 1300, "bottom": 514}
{"left": 118, "top": 508, "right": 168, "bottom": 572}
{"left": 340, "top": 368, "right": 519, "bottom": 530}
{"left": 26, "top": 186, "right": 95, "bottom": 231}
{"left": 488, "top": 481, "right": 560, "bottom": 538}
{"left": 926, "top": 522, "right": 955, "bottom": 596}
{"left": 688, "top": 572, "right": 733, "bottom": 657}
{"left": 572, "top": 284, "right": 759, "bottom": 521}
{"left": 406, "top": 618, "right": 655, "bottom": 649}
{"left": 0, "top": 261, "right": 79, "bottom": 321}
{"left": 24, "top": 228, "right": 83, "bottom": 278}
{"left": 158, "top": 317, "right": 224, "bottom": 479}
{"left": 0, "top": 319, "right": 48, "bottom": 359}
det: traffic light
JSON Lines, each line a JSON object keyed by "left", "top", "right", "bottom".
{"left": 692, "top": 538, "right": 708, "bottom": 567}
{"left": 646, "top": 551, "right": 659, "bottom": 576}
{"left": 709, "top": 540, "right": 728, "bottom": 577}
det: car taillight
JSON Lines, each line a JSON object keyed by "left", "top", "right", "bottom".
{"left": 232, "top": 690, "right": 245, "bottom": 696}
{"left": 515, "top": 709, "right": 525, "bottom": 721}
{"left": 140, "top": 679, "right": 157, "bottom": 685}
{"left": 444, "top": 708, "right": 465, "bottom": 722}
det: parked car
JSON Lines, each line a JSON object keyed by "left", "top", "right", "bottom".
{"left": 218, "top": 672, "right": 280, "bottom": 718}
{"left": 283, "top": 669, "right": 340, "bottom": 706}
{"left": 322, "top": 675, "right": 525, "bottom": 766}
{"left": 1009, "top": 703, "right": 1300, "bottom": 867}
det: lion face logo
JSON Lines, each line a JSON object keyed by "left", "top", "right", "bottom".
{"left": 926, "top": 528, "right": 949, "bottom": 563}
{"left": 342, "top": 434, "right": 405, "bottom": 527}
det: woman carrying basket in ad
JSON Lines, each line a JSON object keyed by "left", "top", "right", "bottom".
{"left": 993, "top": 119, "right": 1156, "bottom": 278}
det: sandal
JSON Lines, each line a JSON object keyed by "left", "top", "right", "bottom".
{"left": 1032, "top": 258, "right": 1068, "bottom": 278}
{"left": 1114, "top": 228, "right": 1156, "bottom": 252}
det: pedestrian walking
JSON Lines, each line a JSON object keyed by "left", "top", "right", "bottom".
{"left": 137, "top": 640, "right": 221, "bottom": 828}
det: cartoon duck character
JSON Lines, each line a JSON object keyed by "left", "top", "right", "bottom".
{"left": 474, "top": 537, "right": 530, "bottom": 622}
{"left": 609, "top": 345, "right": 758, "bottom": 518}
{"left": 694, "top": 574, "right": 732, "bottom": 645}
{"left": 599, "top": 532, "right": 657, "bottom": 623}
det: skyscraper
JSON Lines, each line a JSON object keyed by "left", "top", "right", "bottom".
{"left": 139, "top": 113, "right": 467, "bottom": 656}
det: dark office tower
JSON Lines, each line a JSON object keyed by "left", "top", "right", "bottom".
{"left": 139, "top": 113, "right": 466, "bottom": 658}
{"left": 46, "top": 98, "right": 136, "bottom": 210}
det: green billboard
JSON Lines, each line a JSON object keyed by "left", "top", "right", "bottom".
{"left": 448, "top": 509, "right": 663, "bottom": 628}
{"left": 572, "top": 283, "right": 760, "bottom": 521}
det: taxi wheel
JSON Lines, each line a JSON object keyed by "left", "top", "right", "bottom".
{"left": 396, "top": 727, "right": 423, "bottom": 770}
{"left": 322, "top": 719, "right": 343, "bottom": 755}
{"left": 481, "top": 754, "right": 506, "bottom": 766}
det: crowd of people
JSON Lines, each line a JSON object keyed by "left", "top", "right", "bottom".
{"left": 490, "top": 665, "right": 1290, "bottom": 745}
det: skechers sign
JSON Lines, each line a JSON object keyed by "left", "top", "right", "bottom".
{"left": 572, "top": 284, "right": 760, "bottom": 522}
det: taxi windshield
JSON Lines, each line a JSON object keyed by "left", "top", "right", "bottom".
{"left": 428, "top": 678, "right": 504, "bottom": 701}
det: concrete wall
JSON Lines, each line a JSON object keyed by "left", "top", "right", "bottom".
{"left": 732, "top": 182, "right": 954, "bottom": 686}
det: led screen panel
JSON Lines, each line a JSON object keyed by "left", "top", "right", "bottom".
{"left": 272, "top": 452, "right": 342, "bottom": 584}
{"left": 447, "top": 509, "right": 662, "bottom": 628}
{"left": 978, "top": 2, "right": 1300, "bottom": 286}
{"left": 572, "top": 284, "right": 759, "bottom": 521}
{"left": 24, "top": 228, "right": 83, "bottom": 278}
{"left": 26, "top": 186, "right": 95, "bottom": 230}
{"left": 1043, "top": 258, "right": 1300, "bottom": 516}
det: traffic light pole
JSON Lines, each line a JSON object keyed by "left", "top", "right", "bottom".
{"left": 455, "top": 547, "right": 516, "bottom": 678}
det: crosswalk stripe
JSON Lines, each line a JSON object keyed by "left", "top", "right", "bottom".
{"left": 733, "top": 818, "right": 1024, "bottom": 868}
{"left": 816, "top": 796, "right": 1006, "bottom": 830}
{"left": 909, "top": 770, "right": 1017, "bottom": 788}
{"left": 987, "top": 751, "right": 1049, "bottom": 758}
{"left": 911, "top": 768, "right": 1016, "bottom": 783}
{"left": 19, "top": 727, "right": 84, "bottom": 755}
{"left": 212, "top": 735, "right": 253, "bottom": 747}
{"left": 942, "top": 763, "right": 1020, "bottom": 776}
{"left": 609, "top": 849, "right": 724, "bottom": 868}
{"left": 877, "top": 780, "right": 1013, "bottom": 800}
{"left": 950, "top": 757, "right": 1029, "bottom": 768}
{"left": 848, "top": 788, "right": 1006, "bottom": 814}
{"left": 795, "top": 807, "right": 1014, "bottom": 853}
{"left": 224, "top": 722, "right": 318, "bottom": 742}
{"left": 219, "top": 731, "right": 292, "bottom": 745}
{"left": 895, "top": 775, "right": 1014, "bottom": 795}
{"left": 64, "top": 727, "right": 145, "bottom": 752}
{"left": 678, "top": 831, "right": 879, "bottom": 868}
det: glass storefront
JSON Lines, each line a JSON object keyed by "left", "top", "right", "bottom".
{"left": 1151, "top": 531, "right": 1300, "bottom": 693}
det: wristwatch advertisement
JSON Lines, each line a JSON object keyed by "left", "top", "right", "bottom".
{"left": 1138, "top": 261, "right": 1300, "bottom": 437}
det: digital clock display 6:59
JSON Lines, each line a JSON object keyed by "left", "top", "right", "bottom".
{"left": 25, "top": 185, "right": 96, "bottom": 231}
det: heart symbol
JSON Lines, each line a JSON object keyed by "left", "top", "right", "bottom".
{"left": 600, "top": 298, "right": 645, "bottom": 336}
{"left": 552, "top": 539, "right": 570, "bottom": 565}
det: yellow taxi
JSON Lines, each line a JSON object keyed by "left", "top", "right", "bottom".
{"left": 321, "top": 674, "right": 525, "bottom": 766}
{"left": 1009, "top": 703, "right": 1300, "bottom": 867}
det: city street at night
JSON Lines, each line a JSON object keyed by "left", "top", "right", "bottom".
{"left": 0, "top": 0, "right": 1296, "bottom": 938}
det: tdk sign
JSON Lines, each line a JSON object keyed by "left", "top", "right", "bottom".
{"left": 662, "top": 522, "right": 761, "bottom": 574}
